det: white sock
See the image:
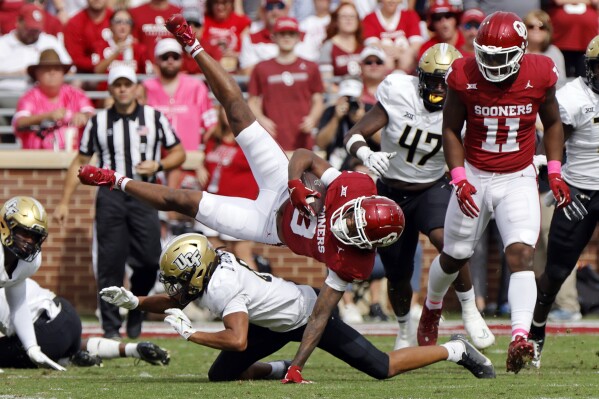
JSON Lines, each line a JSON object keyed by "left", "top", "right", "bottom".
{"left": 508, "top": 271, "right": 536, "bottom": 340}
{"left": 266, "top": 361, "right": 287, "bottom": 379}
{"left": 86, "top": 337, "right": 120, "bottom": 358}
{"left": 426, "top": 255, "right": 458, "bottom": 309}
{"left": 457, "top": 288, "right": 479, "bottom": 318}
{"left": 442, "top": 340, "right": 465, "bottom": 363}
{"left": 126, "top": 343, "right": 141, "bottom": 358}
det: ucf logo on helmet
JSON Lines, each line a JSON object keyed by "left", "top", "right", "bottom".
{"left": 4, "top": 198, "right": 18, "bottom": 217}
{"left": 173, "top": 249, "right": 202, "bottom": 271}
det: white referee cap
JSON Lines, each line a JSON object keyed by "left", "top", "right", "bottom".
{"left": 108, "top": 65, "right": 137, "bottom": 85}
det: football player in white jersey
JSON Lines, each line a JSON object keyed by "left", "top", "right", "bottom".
{"left": 528, "top": 35, "right": 598, "bottom": 368}
{"left": 0, "top": 196, "right": 64, "bottom": 371}
{"left": 0, "top": 278, "right": 170, "bottom": 368}
{"left": 345, "top": 43, "right": 495, "bottom": 350}
{"left": 101, "top": 233, "right": 496, "bottom": 381}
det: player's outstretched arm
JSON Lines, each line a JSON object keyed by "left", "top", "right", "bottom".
{"left": 77, "top": 165, "right": 202, "bottom": 218}
{"left": 283, "top": 284, "right": 344, "bottom": 383}
{"left": 345, "top": 103, "right": 395, "bottom": 177}
{"left": 165, "top": 14, "right": 255, "bottom": 136}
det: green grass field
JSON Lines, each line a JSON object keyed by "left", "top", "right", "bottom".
{"left": 2, "top": 335, "right": 599, "bottom": 399}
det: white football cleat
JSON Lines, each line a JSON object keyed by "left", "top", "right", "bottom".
{"left": 463, "top": 312, "right": 495, "bottom": 350}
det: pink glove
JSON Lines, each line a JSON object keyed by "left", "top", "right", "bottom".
{"left": 288, "top": 179, "right": 321, "bottom": 217}
{"left": 165, "top": 14, "right": 203, "bottom": 56}
{"left": 78, "top": 165, "right": 116, "bottom": 188}
{"left": 548, "top": 173, "right": 571, "bottom": 209}
{"left": 281, "top": 365, "right": 312, "bottom": 384}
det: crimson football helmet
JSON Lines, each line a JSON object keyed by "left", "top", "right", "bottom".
{"left": 585, "top": 35, "right": 599, "bottom": 94}
{"left": 473, "top": 11, "right": 528, "bottom": 82}
{"left": 330, "top": 196, "right": 405, "bottom": 249}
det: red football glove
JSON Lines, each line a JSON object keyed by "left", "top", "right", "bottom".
{"left": 548, "top": 173, "right": 571, "bottom": 209}
{"left": 165, "top": 14, "right": 202, "bottom": 55}
{"left": 288, "top": 179, "right": 321, "bottom": 217}
{"left": 281, "top": 365, "right": 312, "bottom": 384}
{"left": 453, "top": 179, "right": 480, "bottom": 218}
{"left": 78, "top": 165, "right": 116, "bottom": 188}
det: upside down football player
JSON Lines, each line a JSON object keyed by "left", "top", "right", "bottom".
{"left": 417, "top": 11, "right": 577, "bottom": 373}
{"left": 101, "top": 232, "right": 496, "bottom": 381}
{"left": 78, "top": 14, "right": 409, "bottom": 383}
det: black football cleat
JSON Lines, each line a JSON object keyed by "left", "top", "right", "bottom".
{"left": 136, "top": 342, "right": 170, "bottom": 366}
{"left": 450, "top": 334, "right": 496, "bottom": 378}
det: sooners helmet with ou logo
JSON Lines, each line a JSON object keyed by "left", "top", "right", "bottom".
{"left": 330, "top": 196, "right": 405, "bottom": 250}
{"left": 473, "top": 11, "right": 528, "bottom": 82}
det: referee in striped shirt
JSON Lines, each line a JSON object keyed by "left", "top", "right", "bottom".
{"left": 54, "top": 65, "right": 186, "bottom": 339}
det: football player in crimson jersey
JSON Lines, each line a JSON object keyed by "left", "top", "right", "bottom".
{"left": 528, "top": 35, "right": 599, "bottom": 369}
{"left": 345, "top": 43, "right": 495, "bottom": 351}
{"left": 77, "top": 14, "right": 407, "bottom": 383}
{"left": 418, "top": 11, "right": 573, "bottom": 374}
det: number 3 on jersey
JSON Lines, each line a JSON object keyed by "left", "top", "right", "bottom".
{"left": 482, "top": 117, "right": 520, "bottom": 153}
{"left": 290, "top": 208, "right": 316, "bottom": 239}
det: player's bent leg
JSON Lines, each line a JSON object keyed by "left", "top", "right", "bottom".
{"left": 196, "top": 192, "right": 282, "bottom": 245}
{"left": 208, "top": 325, "right": 290, "bottom": 381}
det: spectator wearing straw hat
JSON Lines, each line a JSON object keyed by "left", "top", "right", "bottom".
{"left": 13, "top": 49, "right": 93, "bottom": 150}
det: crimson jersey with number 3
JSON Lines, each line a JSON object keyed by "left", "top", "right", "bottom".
{"left": 447, "top": 54, "right": 558, "bottom": 173}
{"left": 279, "top": 171, "right": 376, "bottom": 282}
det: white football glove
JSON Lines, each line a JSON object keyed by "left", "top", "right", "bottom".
{"left": 99, "top": 286, "right": 139, "bottom": 310}
{"left": 164, "top": 308, "right": 196, "bottom": 340}
{"left": 356, "top": 146, "right": 396, "bottom": 177}
{"left": 27, "top": 345, "right": 66, "bottom": 371}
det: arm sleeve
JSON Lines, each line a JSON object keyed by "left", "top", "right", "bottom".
{"left": 6, "top": 281, "right": 38, "bottom": 351}
{"left": 324, "top": 269, "right": 351, "bottom": 291}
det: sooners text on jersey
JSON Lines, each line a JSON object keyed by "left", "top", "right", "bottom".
{"left": 280, "top": 171, "right": 376, "bottom": 282}
{"left": 447, "top": 54, "right": 558, "bottom": 172}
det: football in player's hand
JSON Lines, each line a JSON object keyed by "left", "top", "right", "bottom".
{"left": 301, "top": 171, "right": 326, "bottom": 215}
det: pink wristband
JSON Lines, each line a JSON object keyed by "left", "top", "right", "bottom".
{"left": 450, "top": 166, "right": 467, "bottom": 184}
{"left": 547, "top": 160, "right": 561, "bottom": 175}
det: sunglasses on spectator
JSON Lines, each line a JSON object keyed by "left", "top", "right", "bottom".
{"left": 526, "top": 24, "right": 547, "bottom": 31}
{"left": 159, "top": 52, "right": 181, "bottom": 61}
{"left": 265, "top": 2, "right": 285, "bottom": 11}
{"left": 432, "top": 13, "right": 455, "bottom": 22}
{"left": 462, "top": 21, "right": 480, "bottom": 30}
{"left": 113, "top": 18, "right": 133, "bottom": 25}
{"left": 363, "top": 59, "right": 384, "bottom": 66}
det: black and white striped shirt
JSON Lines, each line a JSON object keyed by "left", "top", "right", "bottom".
{"left": 80, "top": 104, "right": 180, "bottom": 181}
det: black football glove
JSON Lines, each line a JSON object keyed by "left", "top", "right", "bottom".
{"left": 563, "top": 185, "right": 590, "bottom": 222}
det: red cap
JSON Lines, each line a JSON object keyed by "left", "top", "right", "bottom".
{"left": 19, "top": 4, "right": 44, "bottom": 31}
{"left": 461, "top": 8, "right": 485, "bottom": 25}
{"left": 273, "top": 16, "right": 300, "bottom": 34}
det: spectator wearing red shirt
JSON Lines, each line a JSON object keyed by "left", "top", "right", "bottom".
{"left": 0, "top": 0, "right": 63, "bottom": 38}
{"left": 129, "top": 0, "right": 181, "bottom": 63}
{"left": 418, "top": 0, "right": 465, "bottom": 59}
{"left": 13, "top": 49, "right": 94, "bottom": 150}
{"left": 239, "top": 0, "right": 314, "bottom": 75}
{"left": 546, "top": 0, "right": 599, "bottom": 77}
{"left": 93, "top": 9, "right": 150, "bottom": 75}
{"left": 319, "top": 2, "right": 364, "bottom": 78}
{"left": 201, "top": 0, "right": 251, "bottom": 73}
{"left": 362, "top": 0, "right": 423, "bottom": 73}
{"left": 458, "top": 8, "right": 485, "bottom": 57}
{"left": 248, "top": 17, "right": 324, "bottom": 151}
{"left": 64, "top": 0, "right": 112, "bottom": 73}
